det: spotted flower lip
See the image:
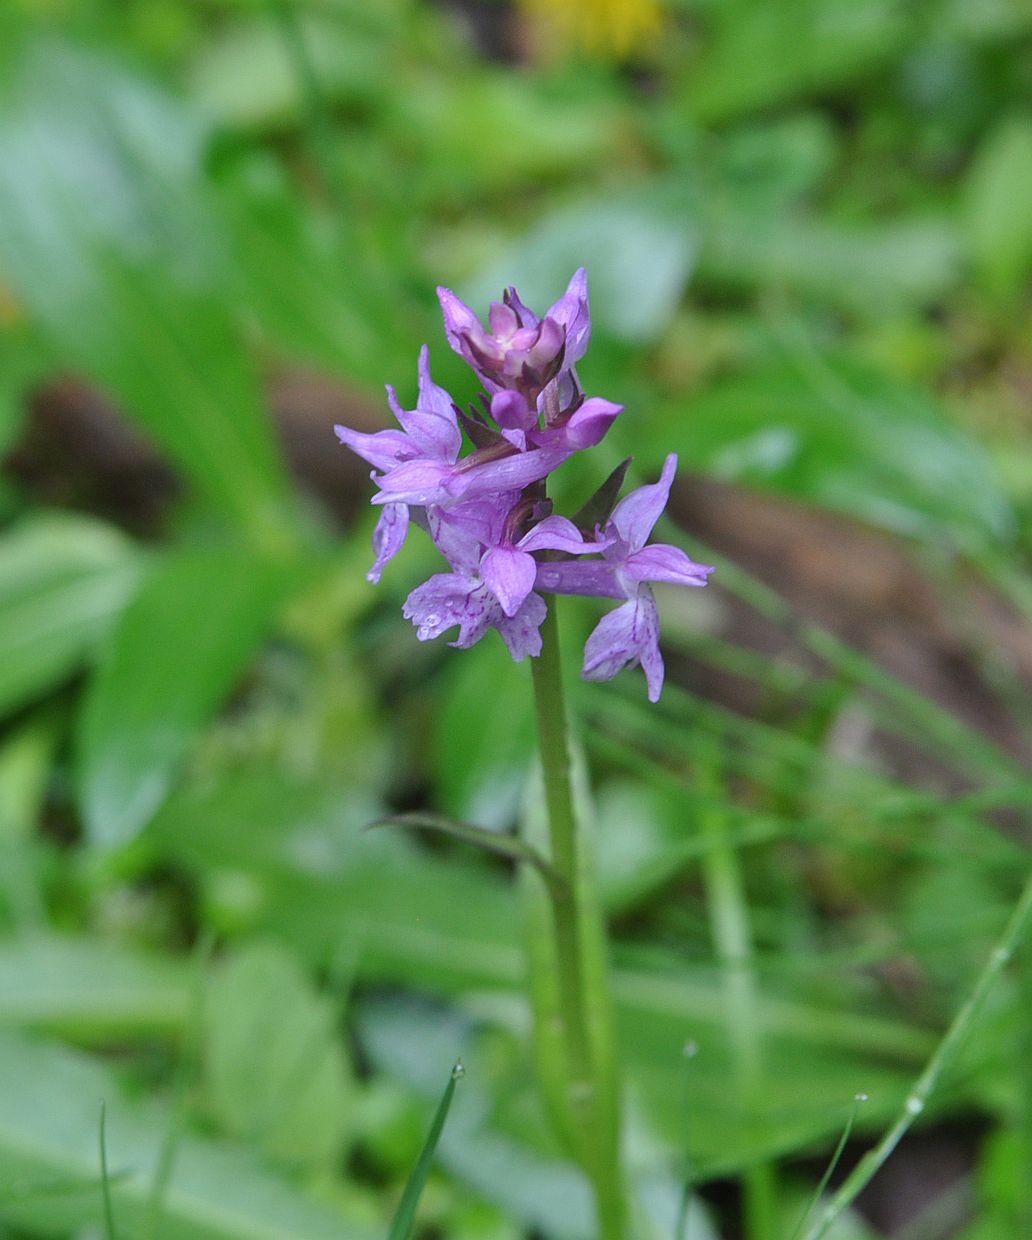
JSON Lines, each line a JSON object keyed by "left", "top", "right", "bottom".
{"left": 333, "top": 271, "right": 712, "bottom": 699}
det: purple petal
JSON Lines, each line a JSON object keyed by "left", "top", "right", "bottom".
{"left": 534, "top": 560, "right": 624, "bottom": 599}
{"left": 368, "top": 503, "right": 409, "bottom": 584}
{"left": 402, "top": 573, "right": 497, "bottom": 648}
{"left": 505, "top": 286, "right": 539, "bottom": 328}
{"left": 382, "top": 348, "right": 461, "bottom": 464}
{"left": 610, "top": 454, "right": 678, "bottom": 551}
{"left": 582, "top": 590, "right": 664, "bottom": 701}
{"left": 489, "top": 301, "right": 519, "bottom": 336}
{"left": 491, "top": 390, "right": 537, "bottom": 432}
{"left": 529, "top": 318, "right": 565, "bottom": 369}
{"left": 437, "top": 286, "right": 483, "bottom": 361}
{"left": 372, "top": 458, "right": 453, "bottom": 506}
{"left": 501, "top": 427, "right": 528, "bottom": 451}
{"left": 428, "top": 497, "right": 512, "bottom": 573}
{"left": 519, "top": 515, "right": 590, "bottom": 556}
{"left": 624, "top": 543, "right": 714, "bottom": 588}
{"left": 560, "top": 398, "right": 623, "bottom": 450}
{"left": 481, "top": 546, "right": 538, "bottom": 616}
{"left": 453, "top": 444, "right": 572, "bottom": 500}
{"left": 415, "top": 346, "right": 462, "bottom": 459}
{"left": 545, "top": 268, "right": 591, "bottom": 365}
{"left": 334, "top": 424, "right": 416, "bottom": 472}
{"left": 497, "top": 591, "right": 547, "bottom": 661}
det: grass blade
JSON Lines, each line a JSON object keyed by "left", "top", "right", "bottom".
{"left": 370, "top": 813, "right": 564, "bottom": 896}
{"left": 387, "top": 1062, "right": 464, "bottom": 1240}
{"left": 789, "top": 1094, "right": 866, "bottom": 1240}
{"left": 99, "top": 1101, "right": 119, "bottom": 1240}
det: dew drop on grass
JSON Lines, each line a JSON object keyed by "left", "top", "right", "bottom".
{"left": 452, "top": 1060, "right": 465, "bottom": 1080}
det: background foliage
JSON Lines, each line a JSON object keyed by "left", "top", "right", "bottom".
{"left": 2, "top": 0, "right": 1032, "bottom": 1236}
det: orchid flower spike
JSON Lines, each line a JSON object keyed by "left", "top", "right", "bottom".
{"left": 333, "top": 271, "right": 712, "bottom": 700}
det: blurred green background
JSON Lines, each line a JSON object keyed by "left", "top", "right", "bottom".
{"left": 2, "top": 0, "right": 1032, "bottom": 1236}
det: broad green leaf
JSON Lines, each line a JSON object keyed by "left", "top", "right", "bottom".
{"left": 77, "top": 546, "right": 309, "bottom": 849}
{"left": 145, "top": 770, "right": 935, "bottom": 1171}
{"left": 0, "top": 38, "right": 295, "bottom": 543}
{"left": 698, "top": 212, "right": 962, "bottom": 314}
{"left": 0, "top": 1031, "right": 375, "bottom": 1239}
{"left": 964, "top": 113, "right": 1032, "bottom": 299}
{"left": 205, "top": 943, "right": 351, "bottom": 1171}
{"left": 652, "top": 354, "right": 1013, "bottom": 551}
{"left": 147, "top": 771, "right": 381, "bottom": 878}
{"left": 0, "top": 936, "right": 189, "bottom": 1039}
{"left": 0, "top": 513, "right": 144, "bottom": 719}
{"left": 683, "top": 0, "right": 908, "bottom": 122}
{"left": 190, "top": 11, "right": 386, "bottom": 129}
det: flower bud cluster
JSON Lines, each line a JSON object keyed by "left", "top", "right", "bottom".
{"left": 334, "top": 269, "right": 712, "bottom": 701}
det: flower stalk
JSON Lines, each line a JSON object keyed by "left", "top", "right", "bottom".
{"left": 530, "top": 600, "right": 625, "bottom": 1240}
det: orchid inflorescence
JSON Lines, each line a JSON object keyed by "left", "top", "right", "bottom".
{"left": 335, "top": 269, "right": 712, "bottom": 701}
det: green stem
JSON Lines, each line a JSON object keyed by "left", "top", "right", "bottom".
{"left": 530, "top": 601, "right": 624, "bottom": 1240}
{"left": 802, "top": 869, "right": 1032, "bottom": 1240}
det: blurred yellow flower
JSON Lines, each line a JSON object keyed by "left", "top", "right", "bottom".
{"left": 520, "top": 0, "right": 663, "bottom": 58}
{"left": 0, "top": 281, "right": 22, "bottom": 327}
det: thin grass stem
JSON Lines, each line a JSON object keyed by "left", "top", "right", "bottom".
{"left": 99, "top": 1102, "right": 119, "bottom": 1240}
{"left": 801, "top": 869, "right": 1032, "bottom": 1240}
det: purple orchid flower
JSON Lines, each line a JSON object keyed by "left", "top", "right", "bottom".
{"left": 534, "top": 454, "right": 713, "bottom": 701}
{"left": 437, "top": 268, "right": 591, "bottom": 402}
{"left": 404, "top": 497, "right": 607, "bottom": 659}
{"left": 334, "top": 269, "right": 712, "bottom": 699}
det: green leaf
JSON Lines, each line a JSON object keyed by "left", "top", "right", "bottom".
{"left": 0, "top": 38, "right": 295, "bottom": 542}
{"left": 683, "top": 0, "right": 908, "bottom": 122}
{"left": 572, "top": 459, "right": 632, "bottom": 533}
{"left": 698, "top": 212, "right": 961, "bottom": 314}
{"left": 147, "top": 773, "right": 932, "bottom": 1171}
{"left": 0, "top": 513, "right": 144, "bottom": 719}
{"left": 388, "top": 1063, "right": 463, "bottom": 1240}
{"left": 77, "top": 546, "right": 308, "bottom": 849}
{"left": 189, "top": 11, "right": 386, "bottom": 130}
{"left": 204, "top": 943, "right": 351, "bottom": 1171}
{"left": 435, "top": 638, "right": 536, "bottom": 828}
{"left": 0, "top": 936, "right": 189, "bottom": 1040}
{"left": 0, "top": 1031, "right": 375, "bottom": 1239}
{"left": 371, "top": 812, "right": 562, "bottom": 892}
{"left": 965, "top": 113, "right": 1032, "bottom": 300}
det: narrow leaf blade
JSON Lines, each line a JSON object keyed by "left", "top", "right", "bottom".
{"left": 387, "top": 1064, "right": 463, "bottom": 1240}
